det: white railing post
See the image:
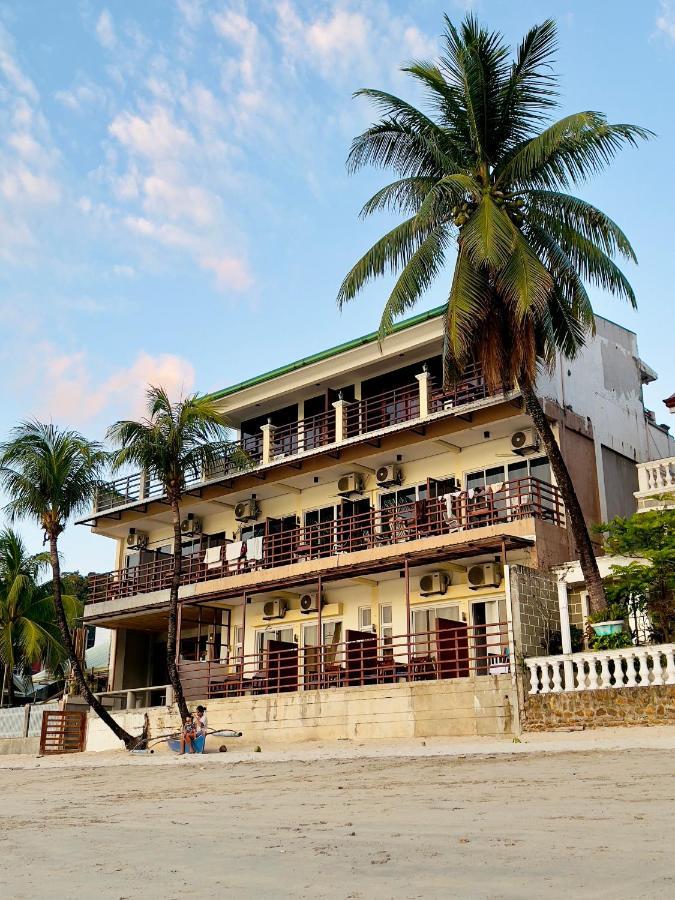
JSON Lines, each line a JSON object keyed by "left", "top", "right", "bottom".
{"left": 634, "top": 647, "right": 649, "bottom": 685}
{"left": 664, "top": 647, "right": 675, "bottom": 685}
{"left": 550, "top": 659, "right": 563, "bottom": 693}
{"left": 624, "top": 650, "right": 638, "bottom": 687}
{"left": 333, "top": 396, "right": 349, "bottom": 443}
{"left": 260, "top": 421, "right": 276, "bottom": 465}
{"left": 527, "top": 660, "right": 539, "bottom": 695}
{"left": 415, "top": 367, "right": 430, "bottom": 419}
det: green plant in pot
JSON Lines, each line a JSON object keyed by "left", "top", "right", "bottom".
{"left": 587, "top": 602, "right": 627, "bottom": 637}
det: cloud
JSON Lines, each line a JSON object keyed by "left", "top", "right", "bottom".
{"left": 275, "top": 1, "right": 437, "bottom": 82}
{"left": 55, "top": 76, "right": 108, "bottom": 113}
{"left": 109, "top": 107, "right": 194, "bottom": 160}
{"left": 177, "top": 0, "right": 205, "bottom": 30}
{"left": 199, "top": 255, "right": 253, "bottom": 291}
{"left": 36, "top": 347, "right": 196, "bottom": 426}
{"left": 95, "top": 9, "right": 117, "bottom": 49}
{"left": 0, "top": 29, "right": 62, "bottom": 260}
{"left": 657, "top": 2, "right": 675, "bottom": 40}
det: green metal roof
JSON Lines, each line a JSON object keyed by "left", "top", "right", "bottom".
{"left": 207, "top": 304, "right": 446, "bottom": 402}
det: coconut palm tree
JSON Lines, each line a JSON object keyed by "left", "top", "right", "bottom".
{"left": 0, "top": 528, "right": 77, "bottom": 706}
{"left": 107, "top": 386, "right": 243, "bottom": 720}
{"left": 338, "top": 15, "right": 651, "bottom": 612}
{"left": 0, "top": 423, "right": 135, "bottom": 747}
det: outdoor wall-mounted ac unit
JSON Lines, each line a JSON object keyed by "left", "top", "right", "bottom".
{"left": 419, "top": 571, "right": 450, "bottom": 596}
{"left": 235, "top": 499, "right": 260, "bottom": 521}
{"left": 263, "top": 598, "right": 288, "bottom": 620}
{"left": 510, "top": 429, "right": 540, "bottom": 456}
{"left": 467, "top": 563, "right": 502, "bottom": 590}
{"left": 337, "top": 473, "right": 364, "bottom": 495}
{"left": 300, "top": 593, "right": 325, "bottom": 614}
{"left": 126, "top": 529, "right": 148, "bottom": 550}
{"left": 181, "top": 515, "right": 202, "bottom": 536}
{"left": 376, "top": 464, "right": 402, "bottom": 486}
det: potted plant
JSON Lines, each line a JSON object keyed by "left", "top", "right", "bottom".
{"left": 587, "top": 603, "right": 626, "bottom": 637}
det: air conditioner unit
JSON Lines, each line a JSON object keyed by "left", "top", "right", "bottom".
{"left": 181, "top": 515, "right": 202, "bottom": 536}
{"left": 262, "top": 598, "right": 288, "bottom": 620}
{"left": 126, "top": 529, "right": 148, "bottom": 550}
{"left": 300, "top": 592, "right": 324, "bottom": 614}
{"left": 510, "top": 429, "right": 540, "bottom": 456}
{"left": 419, "top": 571, "right": 450, "bottom": 596}
{"left": 467, "top": 563, "right": 502, "bottom": 590}
{"left": 337, "top": 473, "right": 364, "bottom": 495}
{"left": 234, "top": 499, "right": 260, "bottom": 522}
{"left": 376, "top": 464, "right": 402, "bottom": 486}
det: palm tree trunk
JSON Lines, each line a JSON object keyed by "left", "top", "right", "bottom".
{"left": 166, "top": 499, "right": 189, "bottom": 720}
{"left": 520, "top": 383, "right": 606, "bottom": 613}
{"left": 48, "top": 535, "right": 136, "bottom": 749}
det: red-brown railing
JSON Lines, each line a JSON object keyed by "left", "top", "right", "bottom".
{"left": 94, "top": 438, "right": 261, "bottom": 513}
{"left": 429, "top": 363, "right": 494, "bottom": 412}
{"left": 272, "top": 410, "right": 335, "bottom": 458}
{"left": 345, "top": 383, "right": 420, "bottom": 437}
{"left": 177, "top": 622, "right": 511, "bottom": 701}
{"left": 87, "top": 477, "right": 563, "bottom": 605}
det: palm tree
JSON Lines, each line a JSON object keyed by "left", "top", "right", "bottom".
{"left": 0, "top": 423, "right": 136, "bottom": 747}
{"left": 338, "top": 15, "right": 651, "bottom": 612}
{"left": 107, "top": 386, "right": 242, "bottom": 720}
{"left": 0, "top": 528, "right": 77, "bottom": 706}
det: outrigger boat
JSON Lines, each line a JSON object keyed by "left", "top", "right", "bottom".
{"left": 130, "top": 727, "right": 243, "bottom": 754}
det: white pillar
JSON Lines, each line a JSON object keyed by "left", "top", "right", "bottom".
{"left": 332, "top": 399, "right": 349, "bottom": 443}
{"left": 260, "top": 422, "right": 276, "bottom": 464}
{"left": 557, "top": 579, "right": 575, "bottom": 690}
{"left": 415, "top": 369, "right": 430, "bottom": 418}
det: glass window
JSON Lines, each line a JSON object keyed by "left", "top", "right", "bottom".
{"left": 466, "top": 470, "right": 486, "bottom": 492}
{"left": 528, "top": 457, "right": 551, "bottom": 483}
{"left": 358, "top": 607, "right": 372, "bottom": 630}
{"left": 412, "top": 604, "right": 460, "bottom": 654}
{"left": 379, "top": 605, "right": 393, "bottom": 653}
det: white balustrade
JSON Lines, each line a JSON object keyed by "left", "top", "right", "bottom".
{"left": 525, "top": 644, "right": 675, "bottom": 694}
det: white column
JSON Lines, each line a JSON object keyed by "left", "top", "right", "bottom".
{"left": 634, "top": 647, "right": 650, "bottom": 685}
{"left": 415, "top": 368, "right": 430, "bottom": 418}
{"left": 556, "top": 579, "right": 575, "bottom": 690}
{"left": 332, "top": 398, "right": 349, "bottom": 443}
{"left": 527, "top": 661, "right": 540, "bottom": 695}
{"left": 260, "top": 422, "right": 276, "bottom": 465}
{"left": 624, "top": 650, "right": 638, "bottom": 687}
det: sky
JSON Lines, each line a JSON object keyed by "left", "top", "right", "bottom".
{"left": 1, "top": 0, "right": 674, "bottom": 574}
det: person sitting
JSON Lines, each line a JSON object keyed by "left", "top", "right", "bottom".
{"left": 194, "top": 705, "right": 208, "bottom": 735}
{"left": 179, "top": 714, "right": 197, "bottom": 755}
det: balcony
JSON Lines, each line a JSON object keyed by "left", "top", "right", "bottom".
{"left": 91, "top": 365, "right": 508, "bottom": 516}
{"left": 176, "top": 621, "right": 511, "bottom": 704}
{"left": 634, "top": 457, "right": 675, "bottom": 512}
{"left": 87, "top": 477, "right": 564, "bottom": 606}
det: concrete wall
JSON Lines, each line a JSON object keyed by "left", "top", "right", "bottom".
{"left": 523, "top": 685, "right": 675, "bottom": 730}
{"left": 602, "top": 445, "right": 639, "bottom": 520}
{"left": 85, "top": 675, "right": 516, "bottom": 752}
{"left": 0, "top": 737, "right": 40, "bottom": 756}
{"left": 509, "top": 565, "right": 560, "bottom": 659}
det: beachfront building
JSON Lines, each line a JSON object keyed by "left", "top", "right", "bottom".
{"left": 80, "top": 308, "right": 674, "bottom": 745}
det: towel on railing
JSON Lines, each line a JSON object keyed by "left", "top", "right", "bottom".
{"left": 247, "top": 536, "right": 264, "bottom": 561}
{"left": 225, "top": 541, "right": 242, "bottom": 562}
{"left": 439, "top": 494, "right": 461, "bottom": 531}
{"left": 204, "top": 546, "right": 222, "bottom": 570}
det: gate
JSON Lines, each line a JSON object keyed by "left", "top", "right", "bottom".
{"left": 39, "top": 710, "right": 87, "bottom": 755}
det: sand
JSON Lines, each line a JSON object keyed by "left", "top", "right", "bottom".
{"left": 1, "top": 727, "right": 674, "bottom": 899}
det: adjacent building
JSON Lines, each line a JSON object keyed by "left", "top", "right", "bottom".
{"left": 80, "top": 307, "right": 674, "bottom": 745}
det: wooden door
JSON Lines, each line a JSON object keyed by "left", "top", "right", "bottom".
{"left": 345, "top": 629, "right": 377, "bottom": 686}
{"left": 436, "top": 618, "right": 469, "bottom": 679}
{"left": 267, "top": 639, "right": 298, "bottom": 693}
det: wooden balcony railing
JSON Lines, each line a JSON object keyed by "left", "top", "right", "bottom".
{"left": 178, "top": 622, "right": 511, "bottom": 702}
{"left": 87, "top": 477, "right": 563, "bottom": 605}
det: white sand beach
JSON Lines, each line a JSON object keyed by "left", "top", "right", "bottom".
{"left": 1, "top": 727, "right": 674, "bottom": 899}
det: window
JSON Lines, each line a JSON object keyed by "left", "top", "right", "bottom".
{"left": 233, "top": 626, "right": 244, "bottom": 666}
{"left": 181, "top": 536, "right": 202, "bottom": 558}
{"left": 85, "top": 627, "right": 96, "bottom": 651}
{"left": 303, "top": 620, "right": 343, "bottom": 668}
{"left": 303, "top": 506, "right": 335, "bottom": 556}
{"left": 358, "top": 606, "right": 372, "bottom": 630}
{"left": 465, "top": 457, "right": 551, "bottom": 490}
{"left": 255, "top": 627, "right": 294, "bottom": 665}
{"left": 412, "top": 604, "right": 461, "bottom": 655}
{"left": 379, "top": 605, "right": 393, "bottom": 654}
{"left": 240, "top": 522, "right": 265, "bottom": 541}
